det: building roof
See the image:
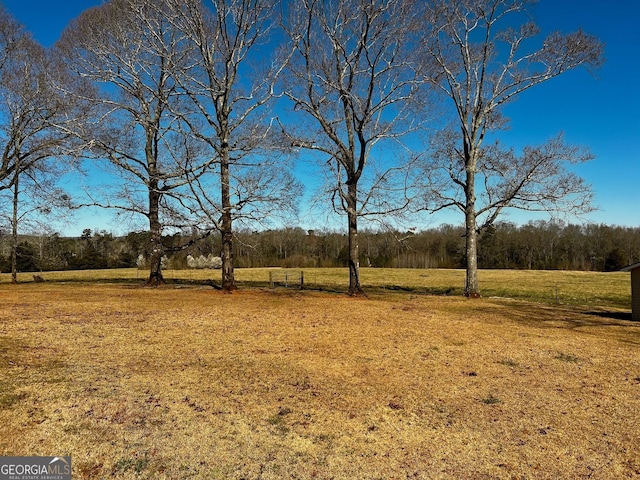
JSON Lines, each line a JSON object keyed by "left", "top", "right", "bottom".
{"left": 621, "top": 262, "right": 640, "bottom": 272}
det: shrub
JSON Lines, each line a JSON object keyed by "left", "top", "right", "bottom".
{"left": 186, "top": 254, "right": 222, "bottom": 269}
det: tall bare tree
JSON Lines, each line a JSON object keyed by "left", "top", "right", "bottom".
{"left": 169, "top": 0, "right": 300, "bottom": 292}
{"left": 0, "top": 13, "right": 76, "bottom": 283}
{"left": 56, "top": 0, "right": 206, "bottom": 286}
{"left": 282, "top": 0, "right": 424, "bottom": 295}
{"left": 420, "top": 0, "right": 604, "bottom": 297}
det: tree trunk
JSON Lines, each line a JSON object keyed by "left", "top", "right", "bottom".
{"left": 347, "top": 182, "right": 364, "bottom": 296}
{"left": 146, "top": 187, "right": 165, "bottom": 287}
{"left": 464, "top": 212, "right": 480, "bottom": 297}
{"left": 464, "top": 162, "right": 480, "bottom": 298}
{"left": 220, "top": 147, "right": 237, "bottom": 292}
{"left": 220, "top": 222, "right": 236, "bottom": 291}
{"left": 10, "top": 172, "right": 18, "bottom": 284}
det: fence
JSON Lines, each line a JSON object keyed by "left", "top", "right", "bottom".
{"left": 268, "top": 270, "right": 304, "bottom": 289}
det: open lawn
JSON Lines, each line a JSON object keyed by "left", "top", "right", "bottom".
{"left": 2, "top": 267, "right": 632, "bottom": 309}
{"left": 0, "top": 269, "right": 639, "bottom": 478}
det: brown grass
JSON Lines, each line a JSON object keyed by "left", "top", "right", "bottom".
{"left": 1, "top": 281, "right": 639, "bottom": 479}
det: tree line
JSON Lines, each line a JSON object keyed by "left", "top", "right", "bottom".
{"left": 2, "top": 221, "right": 637, "bottom": 274}
{"left": 0, "top": 0, "right": 604, "bottom": 295}
{"left": 234, "top": 222, "right": 640, "bottom": 272}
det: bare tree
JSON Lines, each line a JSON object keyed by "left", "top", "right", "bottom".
{"left": 419, "top": 0, "right": 604, "bottom": 297}
{"left": 168, "top": 0, "right": 300, "bottom": 292}
{"left": 282, "top": 0, "right": 424, "bottom": 295}
{"left": 0, "top": 14, "right": 76, "bottom": 282}
{"left": 56, "top": 0, "right": 206, "bottom": 286}
{"left": 0, "top": 13, "right": 50, "bottom": 191}
{"left": 0, "top": 5, "right": 21, "bottom": 74}
{"left": 1, "top": 165, "right": 70, "bottom": 282}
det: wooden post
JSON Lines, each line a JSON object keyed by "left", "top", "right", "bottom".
{"left": 300, "top": 271, "right": 304, "bottom": 290}
{"left": 632, "top": 269, "right": 640, "bottom": 321}
{"left": 269, "top": 271, "right": 274, "bottom": 289}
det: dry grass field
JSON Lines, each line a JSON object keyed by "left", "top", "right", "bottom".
{"left": 3, "top": 267, "right": 631, "bottom": 308}
{"left": 1, "top": 269, "right": 639, "bottom": 478}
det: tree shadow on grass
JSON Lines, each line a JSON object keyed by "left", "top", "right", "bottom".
{"left": 584, "top": 310, "right": 633, "bottom": 322}
{"left": 492, "top": 300, "right": 638, "bottom": 332}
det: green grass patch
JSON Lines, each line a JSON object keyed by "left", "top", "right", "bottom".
{"left": 113, "top": 456, "right": 149, "bottom": 475}
{"left": 0, "top": 392, "right": 27, "bottom": 408}
{"left": 555, "top": 353, "right": 580, "bottom": 363}
{"left": 497, "top": 358, "right": 519, "bottom": 368}
{"left": 480, "top": 394, "right": 502, "bottom": 405}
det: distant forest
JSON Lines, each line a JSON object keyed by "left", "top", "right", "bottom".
{"left": 1, "top": 220, "right": 638, "bottom": 274}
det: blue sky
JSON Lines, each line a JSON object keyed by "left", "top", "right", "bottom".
{"left": 507, "top": 1, "right": 640, "bottom": 228}
{"left": 2, "top": 0, "right": 639, "bottom": 235}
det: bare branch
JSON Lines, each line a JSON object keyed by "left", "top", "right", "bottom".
{"left": 418, "top": 0, "right": 604, "bottom": 297}
{"left": 281, "top": 0, "right": 427, "bottom": 294}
